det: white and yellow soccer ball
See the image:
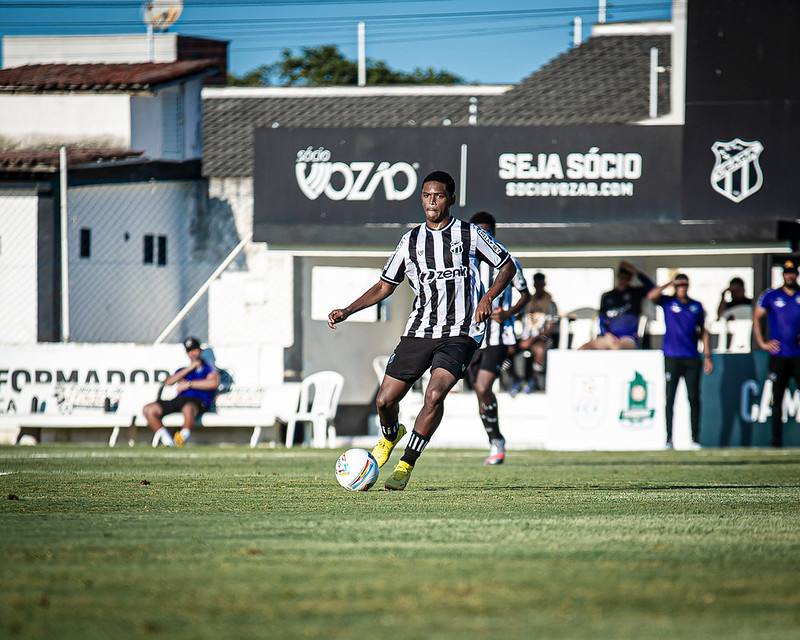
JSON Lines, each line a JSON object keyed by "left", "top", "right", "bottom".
{"left": 335, "top": 448, "right": 379, "bottom": 491}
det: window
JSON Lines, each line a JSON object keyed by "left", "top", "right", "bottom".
{"left": 144, "top": 234, "right": 168, "bottom": 266}
{"left": 143, "top": 234, "right": 154, "bottom": 264}
{"left": 157, "top": 235, "right": 167, "bottom": 266}
{"left": 79, "top": 228, "right": 91, "bottom": 258}
{"left": 310, "top": 266, "right": 388, "bottom": 323}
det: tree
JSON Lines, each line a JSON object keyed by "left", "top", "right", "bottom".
{"left": 227, "top": 45, "right": 465, "bottom": 86}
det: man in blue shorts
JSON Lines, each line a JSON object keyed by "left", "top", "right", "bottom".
{"left": 143, "top": 337, "right": 221, "bottom": 447}
{"left": 580, "top": 260, "right": 654, "bottom": 349}
{"left": 466, "top": 211, "right": 530, "bottom": 465}
{"left": 328, "top": 171, "right": 516, "bottom": 490}
{"left": 752, "top": 260, "right": 800, "bottom": 447}
{"left": 647, "top": 274, "right": 713, "bottom": 448}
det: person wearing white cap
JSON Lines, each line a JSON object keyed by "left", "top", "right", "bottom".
{"left": 143, "top": 337, "right": 220, "bottom": 447}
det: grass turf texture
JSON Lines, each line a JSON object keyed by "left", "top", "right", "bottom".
{"left": 1, "top": 447, "right": 798, "bottom": 640}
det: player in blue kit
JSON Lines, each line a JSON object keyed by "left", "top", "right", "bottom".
{"left": 580, "top": 260, "right": 654, "bottom": 350}
{"left": 752, "top": 260, "right": 800, "bottom": 447}
{"left": 647, "top": 274, "right": 713, "bottom": 448}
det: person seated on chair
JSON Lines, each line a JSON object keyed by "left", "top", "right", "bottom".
{"left": 579, "top": 260, "right": 654, "bottom": 350}
{"left": 510, "top": 272, "right": 558, "bottom": 394}
{"left": 143, "top": 337, "right": 221, "bottom": 447}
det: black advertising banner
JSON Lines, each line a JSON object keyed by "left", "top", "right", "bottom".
{"left": 253, "top": 125, "right": 682, "bottom": 246}
{"left": 681, "top": 102, "right": 799, "bottom": 222}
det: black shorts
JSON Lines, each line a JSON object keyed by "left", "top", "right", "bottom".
{"left": 385, "top": 336, "right": 479, "bottom": 383}
{"left": 157, "top": 395, "right": 208, "bottom": 417}
{"left": 466, "top": 345, "right": 508, "bottom": 385}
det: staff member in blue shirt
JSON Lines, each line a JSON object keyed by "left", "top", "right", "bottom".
{"left": 753, "top": 260, "right": 800, "bottom": 447}
{"left": 647, "top": 274, "right": 713, "bottom": 448}
{"left": 580, "top": 260, "right": 654, "bottom": 350}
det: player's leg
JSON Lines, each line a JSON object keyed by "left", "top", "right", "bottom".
{"left": 371, "top": 374, "right": 412, "bottom": 466}
{"left": 386, "top": 337, "right": 476, "bottom": 490}
{"left": 372, "top": 338, "right": 424, "bottom": 468}
{"left": 664, "top": 357, "right": 680, "bottom": 447}
{"left": 531, "top": 338, "right": 549, "bottom": 391}
{"left": 614, "top": 336, "right": 637, "bottom": 350}
{"left": 683, "top": 358, "right": 702, "bottom": 446}
{"left": 768, "top": 356, "right": 790, "bottom": 447}
{"left": 470, "top": 346, "right": 506, "bottom": 464}
{"left": 144, "top": 399, "right": 176, "bottom": 447}
{"left": 579, "top": 334, "right": 616, "bottom": 350}
{"left": 174, "top": 399, "right": 201, "bottom": 447}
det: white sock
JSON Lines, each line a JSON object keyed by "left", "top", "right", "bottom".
{"left": 156, "top": 427, "right": 175, "bottom": 447}
{"left": 179, "top": 428, "right": 191, "bottom": 443}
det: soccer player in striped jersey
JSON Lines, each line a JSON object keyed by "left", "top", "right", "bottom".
{"left": 328, "top": 171, "right": 516, "bottom": 490}
{"left": 466, "top": 211, "right": 530, "bottom": 465}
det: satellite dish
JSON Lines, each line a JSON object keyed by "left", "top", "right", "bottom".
{"left": 142, "top": 0, "right": 183, "bottom": 32}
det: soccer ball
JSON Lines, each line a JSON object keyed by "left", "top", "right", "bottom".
{"left": 335, "top": 448, "right": 379, "bottom": 491}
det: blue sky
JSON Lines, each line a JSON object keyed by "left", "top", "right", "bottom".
{"left": 0, "top": 0, "right": 672, "bottom": 84}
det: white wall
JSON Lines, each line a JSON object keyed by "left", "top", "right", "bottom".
{"left": 0, "top": 94, "right": 130, "bottom": 150}
{"left": 65, "top": 181, "right": 212, "bottom": 343}
{"left": 2, "top": 34, "right": 179, "bottom": 67}
{"left": 0, "top": 190, "right": 39, "bottom": 344}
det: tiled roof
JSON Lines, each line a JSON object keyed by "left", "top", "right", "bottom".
{"left": 202, "top": 88, "right": 507, "bottom": 177}
{"left": 0, "top": 60, "right": 217, "bottom": 92}
{"left": 0, "top": 148, "right": 144, "bottom": 172}
{"left": 202, "top": 29, "right": 671, "bottom": 178}
{"left": 480, "top": 34, "right": 670, "bottom": 125}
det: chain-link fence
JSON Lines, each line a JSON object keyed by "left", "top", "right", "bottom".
{"left": 0, "top": 179, "right": 247, "bottom": 346}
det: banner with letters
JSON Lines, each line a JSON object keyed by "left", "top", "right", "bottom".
{"left": 253, "top": 125, "right": 681, "bottom": 246}
{"left": 0, "top": 344, "right": 282, "bottom": 418}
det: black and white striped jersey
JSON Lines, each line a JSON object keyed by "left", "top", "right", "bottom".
{"left": 479, "top": 256, "right": 529, "bottom": 348}
{"left": 381, "top": 217, "right": 510, "bottom": 341}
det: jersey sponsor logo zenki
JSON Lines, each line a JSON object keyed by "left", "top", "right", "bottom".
{"left": 295, "top": 146, "right": 418, "bottom": 202}
{"left": 420, "top": 265, "right": 469, "bottom": 284}
{"left": 710, "top": 138, "right": 764, "bottom": 203}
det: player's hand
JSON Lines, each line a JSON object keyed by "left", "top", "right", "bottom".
{"left": 703, "top": 357, "right": 714, "bottom": 375}
{"left": 328, "top": 309, "right": 349, "bottom": 329}
{"left": 490, "top": 306, "right": 509, "bottom": 323}
{"left": 474, "top": 297, "right": 492, "bottom": 324}
{"left": 762, "top": 339, "right": 781, "bottom": 353}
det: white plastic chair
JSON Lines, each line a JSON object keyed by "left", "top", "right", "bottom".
{"left": 558, "top": 307, "right": 599, "bottom": 349}
{"left": 284, "top": 371, "right": 345, "bottom": 448}
{"left": 724, "top": 318, "right": 753, "bottom": 353}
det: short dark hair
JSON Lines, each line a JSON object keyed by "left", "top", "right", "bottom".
{"left": 422, "top": 170, "right": 456, "bottom": 197}
{"left": 533, "top": 272, "right": 546, "bottom": 282}
{"left": 729, "top": 277, "right": 744, "bottom": 287}
{"left": 469, "top": 211, "right": 496, "bottom": 233}
{"left": 675, "top": 273, "right": 689, "bottom": 283}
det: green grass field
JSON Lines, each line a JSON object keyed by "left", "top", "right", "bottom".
{"left": 1, "top": 445, "right": 798, "bottom": 640}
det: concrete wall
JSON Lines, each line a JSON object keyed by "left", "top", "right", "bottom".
{"left": 2, "top": 34, "right": 179, "bottom": 66}
{"left": 0, "top": 94, "right": 131, "bottom": 151}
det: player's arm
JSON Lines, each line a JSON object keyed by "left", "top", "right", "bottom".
{"left": 646, "top": 279, "right": 675, "bottom": 303}
{"left": 752, "top": 304, "right": 779, "bottom": 352}
{"left": 700, "top": 324, "right": 714, "bottom": 374}
{"left": 491, "top": 283, "right": 531, "bottom": 323}
{"left": 328, "top": 280, "right": 398, "bottom": 329}
{"left": 166, "top": 360, "right": 201, "bottom": 386}
{"left": 476, "top": 259, "right": 515, "bottom": 324}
